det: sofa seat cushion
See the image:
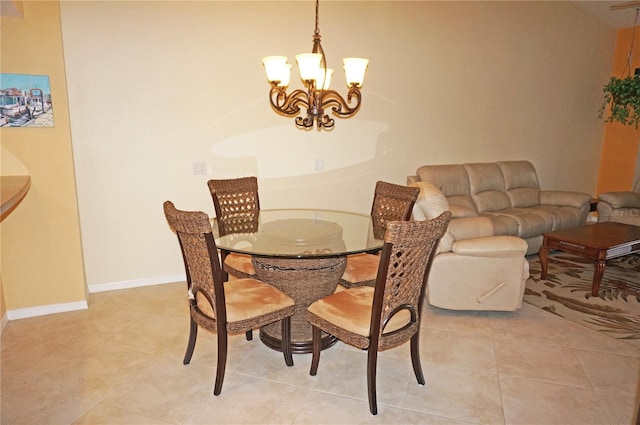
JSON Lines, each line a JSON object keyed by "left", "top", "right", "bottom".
{"left": 481, "top": 213, "right": 519, "bottom": 237}
{"left": 480, "top": 208, "right": 549, "bottom": 239}
{"left": 530, "top": 204, "right": 587, "bottom": 231}
{"left": 540, "top": 191, "right": 592, "bottom": 209}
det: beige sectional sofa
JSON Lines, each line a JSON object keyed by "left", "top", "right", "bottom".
{"left": 408, "top": 160, "right": 592, "bottom": 255}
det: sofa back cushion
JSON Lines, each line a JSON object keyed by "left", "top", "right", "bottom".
{"left": 498, "top": 161, "right": 541, "bottom": 207}
{"left": 464, "top": 163, "right": 511, "bottom": 212}
{"left": 416, "top": 164, "right": 477, "bottom": 216}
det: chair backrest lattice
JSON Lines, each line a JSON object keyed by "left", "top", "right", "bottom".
{"left": 370, "top": 212, "right": 451, "bottom": 351}
{"left": 207, "top": 177, "right": 260, "bottom": 236}
{"left": 370, "top": 181, "right": 420, "bottom": 240}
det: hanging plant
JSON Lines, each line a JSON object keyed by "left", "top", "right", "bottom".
{"left": 598, "top": 7, "right": 640, "bottom": 129}
{"left": 599, "top": 75, "right": 640, "bottom": 128}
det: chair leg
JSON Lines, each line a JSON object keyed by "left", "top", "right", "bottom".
{"left": 309, "top": 325, "right": 322, "bottom": 376}
{"left": 367, "top": 346, "right": 379, "bottom": 415}
{"left": 410, "top": 332, "right": 425, "bottom": 385}
{"left": 281, "top": 317, "right": 294, "bottom": 367}
{"left": 245, "top": 330, "right": 253, "bottom": 341}
{"left": 213, "top": 330, "right": 228, "bottom": 396}
{"left": 183, "top": 316, "right": 198, "bottom": 365}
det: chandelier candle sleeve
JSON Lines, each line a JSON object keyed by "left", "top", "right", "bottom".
{"left": 295, "top": 53, "right": 324, "bottom": 82}
{"left": 262, "top": 56, "right": 291, "bottom": 88}
{"left": 317, "top": 68, "right": 333, "bottom": 90}
{"left": 343, "top": 58, "right": 369, "bottom": 87}
{"left": 261, "top": 0, "right": 368, "bottom": 130}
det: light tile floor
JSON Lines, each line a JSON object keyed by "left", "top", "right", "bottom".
{"left": 2, "top": 282, "right": 639, "bottom": 424}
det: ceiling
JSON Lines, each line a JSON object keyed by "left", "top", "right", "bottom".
{"left": 574, "top": 1, "right": 640, "bottom": 29}
{"left": 0, "top": 1, "right": 638, "bottom": 29}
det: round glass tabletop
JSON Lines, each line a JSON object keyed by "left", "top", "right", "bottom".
{"left": 213, "top": 208, "right": 383, "bottom": 258}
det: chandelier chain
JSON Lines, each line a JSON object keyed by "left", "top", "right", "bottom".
{"left": 314, "top": 0, "right": 320, "bottom": 36}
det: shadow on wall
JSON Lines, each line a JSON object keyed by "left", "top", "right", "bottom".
{"left": 209, "top": 119, "right": 389, "bottom": 178}
{"left": 205, "top": 92, "right": 396, "bottom": 180}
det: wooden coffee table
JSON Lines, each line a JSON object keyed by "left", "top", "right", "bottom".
{"left": 539, "top": 222, "right": 640, "bottom": 296}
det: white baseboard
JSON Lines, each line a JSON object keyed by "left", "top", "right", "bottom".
{"left": 1, "top": 312, "right": 8, "bottom": 333}
{"left": 88, "top": 274, "right": 185, "bottom": 293}
{"left": 3, "top": 274, "right": 186, "bottom": 323}
{"left": 6, "top": 300, "right": 88, "bottom": 321}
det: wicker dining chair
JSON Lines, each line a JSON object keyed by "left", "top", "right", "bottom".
{"left": 307, "top": 212, "right": 451, "bottom": 415}
{"left": 163, "top": 201, "right": 295, "bottom": 395}
{"left": 340, "top": 181, "right": 420, "bottom": 288}
{"left": 207, "top": 177, "right": 260, "bottom": 280}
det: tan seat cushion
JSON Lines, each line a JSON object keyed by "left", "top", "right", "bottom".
{"left": 341, "top": 253, "right": 380, "bottom": 283}
{"left": 224, "top": 253, "right": 256, "bottom": 275}
{"left": 196, "top": 278, "right": 293, "bottom": 323}
{"left": 308, "top": 286, "right": 410, "bottom": 337}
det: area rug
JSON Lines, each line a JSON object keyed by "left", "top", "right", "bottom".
{"left": 524, "top": 253, "right": 640, "bottom": 348}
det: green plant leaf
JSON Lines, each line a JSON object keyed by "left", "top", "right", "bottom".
{"left": 600, "top": 76, "right": 640, "bottom": 128}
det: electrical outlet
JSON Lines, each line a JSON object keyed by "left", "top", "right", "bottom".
{"left": 192, "top": 161, "right": 207, "bottom": 175}
{"left": 314, "top": 159, "right": 324, "bottom": 171}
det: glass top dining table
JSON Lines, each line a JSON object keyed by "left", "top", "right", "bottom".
{"left": 212, "top": 208, "right": 384, "bottom": 258}
{"left": 212, "top": 208, "right": 384, "bottom": 354}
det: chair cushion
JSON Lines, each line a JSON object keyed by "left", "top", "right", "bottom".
{"left": 196, "top": 278, "right": 294, "bottom": 323}
{"left": 307, "top": 286, "right": 410, "bottom": 337}
{"left": 341, "top": 253, "right": 379, "bottom": 283}
{"left": 224, "top": 253, "right": 256, "bottom": 275}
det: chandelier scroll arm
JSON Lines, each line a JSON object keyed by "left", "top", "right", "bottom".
{"left": 268, "top": 86, "right": 310, "bottom": 117}
{"left": 318, "top": 86, "right": 363, "bottom": 118}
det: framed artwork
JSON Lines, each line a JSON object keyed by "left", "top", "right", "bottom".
{"left": 0, "top": 73, "right": 54, "bottom": 128}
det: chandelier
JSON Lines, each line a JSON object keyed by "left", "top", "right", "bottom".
{"left": 261, "top": 0, "right": 369, "bottom": 130}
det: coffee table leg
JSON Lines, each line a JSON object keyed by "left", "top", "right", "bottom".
{"left": 539, "top": 240, "right": 550, "bottom": 279}
{"left": 592, "top": 259, "right": 606, "bottom": 296}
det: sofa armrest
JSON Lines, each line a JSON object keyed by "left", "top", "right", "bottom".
{"left": 598, "top": 191, "right": 640, "bottom": 209}
{"left": 451, "top": 236, "right": 528, "bottom": 257}
{"left": 540, "top": 190, "right": 591, "bottom": 209}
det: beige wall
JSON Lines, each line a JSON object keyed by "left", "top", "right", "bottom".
{"left": 2, "top": 1, "right": 617, "bottom": 314}
{"left": 1, "top": 1, "right": 86, "bottom": 316}
{"left": 59, "top": 1, "right": 614, "bottom": 291}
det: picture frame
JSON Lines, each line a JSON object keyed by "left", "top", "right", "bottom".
{"left": 0, "top": 73, "right": 54, "bottom": 128}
